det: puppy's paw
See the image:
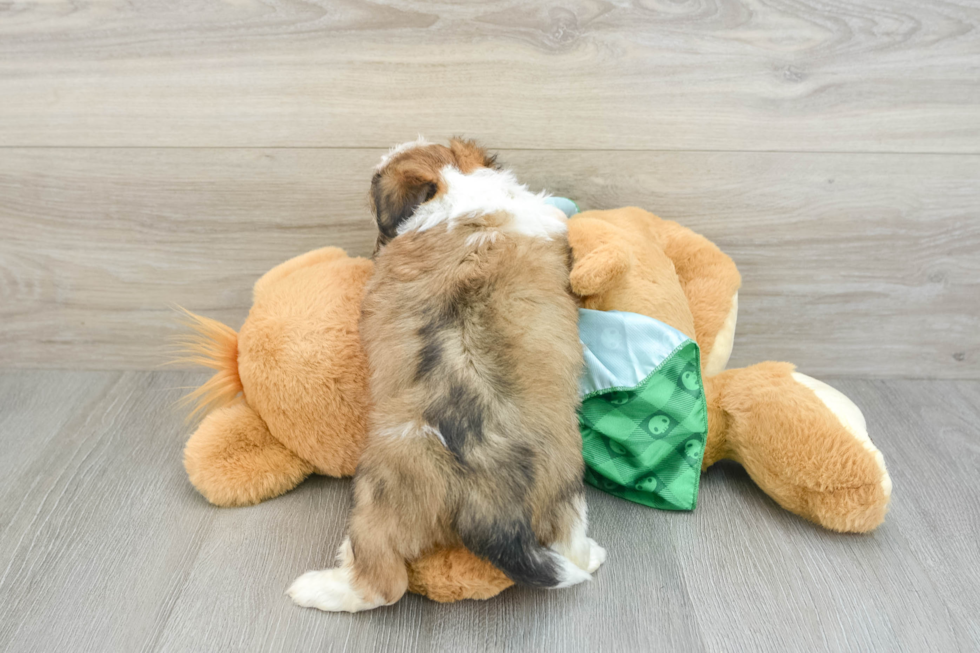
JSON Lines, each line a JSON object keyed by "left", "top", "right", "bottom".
{"left": 287, "top": 568, "right": 380, "bottom": 613}
{"left": 586, "top": 538, "right": 607, "bottom": 574}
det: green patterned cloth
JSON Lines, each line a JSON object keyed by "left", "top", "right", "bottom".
{"left": 577, "top": 309, "right": 708, "bottom": 511}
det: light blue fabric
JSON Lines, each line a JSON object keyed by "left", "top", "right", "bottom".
{"left": 544, "top": 196, "right": 580, "bottom": 217}
{"left": 576, "top": 308, "right": 708, "bottom": 511}
{"left": 578, "top": 309, "right": 691, "bottom": 398}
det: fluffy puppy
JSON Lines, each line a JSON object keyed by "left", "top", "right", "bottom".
{"left": 288, "top": 138, "right": 605, "bottom": 612}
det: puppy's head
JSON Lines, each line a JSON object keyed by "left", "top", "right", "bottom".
{"left": 370, "top": 137, "right": 499, "bottom": 251}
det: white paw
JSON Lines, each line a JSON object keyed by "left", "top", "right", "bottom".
{"left": 586, "top": 538, "right": 607, "bottom": 573}
{"left": 287, "top": 568, "right": 380, "bottom": 613}
{"left": 556, "top": 541, "right": 591, "bottom": 572}
{"left": 553, "top": 554, "right": 593, "bottom": 588}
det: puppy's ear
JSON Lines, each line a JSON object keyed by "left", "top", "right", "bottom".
{"left": 449, "top": 137, "right": 500, "bottom": 171}
{"left": 370, "top": 169, "right": 438, "bottom": 248}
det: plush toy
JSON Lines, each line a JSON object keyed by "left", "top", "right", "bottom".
{"left": 179, "top": 247, "right": 372, "bottom": 508}
{"left": 177, "top": 206, "right": 891, "bottom": 603}
{"left": 566, "top": 208, "right": 892, "bottom": 534}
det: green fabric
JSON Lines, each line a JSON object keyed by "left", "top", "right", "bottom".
{"left": 576, "top": 310, "right": 708, "bottom": 511}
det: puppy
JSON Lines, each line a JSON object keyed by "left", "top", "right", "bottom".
{"left": 288, "top": 138, "right": 605, "bottom": 612}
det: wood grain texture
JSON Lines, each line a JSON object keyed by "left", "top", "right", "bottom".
{"left": 674, "top": 376, "right": 980, "bottom": 652}
{"left": 1, "top": 148, "right": 977, "bottom": 377}
{"left": 1, "top": 0, "right": 979, "bottom": 151}
{"left": 1, "top": 371, "right": 978, "bottom": 652}
{"left": 837, "top": 378, "right": 980, "bottom": 648}
{"left": 0, "top": 371, "right": 118, "bottom": 538}
{"left": 0, "top": 371, "right": 215, "bottom": 653}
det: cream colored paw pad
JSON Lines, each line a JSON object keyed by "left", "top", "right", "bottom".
{"left": 704, "top": 292, "right": 738, "bottom": 376}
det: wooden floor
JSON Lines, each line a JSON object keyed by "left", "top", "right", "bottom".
{"left": 0, "top": 370, "right": 977, "bottom": 653}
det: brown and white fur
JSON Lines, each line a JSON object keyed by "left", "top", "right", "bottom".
{"left": 288, "top": 138, "right": 605, "bottom": 612}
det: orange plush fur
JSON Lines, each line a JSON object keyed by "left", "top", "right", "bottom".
{"left": 178, "top": 207, "right": 891, "bottom": 603}
{"left": 181, "top": 247, "right": 373, "bottom": 507}
{"left": 567, "top": 208, "right": 892, "bottom": 536}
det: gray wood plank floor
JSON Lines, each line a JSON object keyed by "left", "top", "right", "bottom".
{"left": 1, "top": 371, "right": 977, "bottom": 653}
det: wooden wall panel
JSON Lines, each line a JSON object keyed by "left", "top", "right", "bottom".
{"left": 0, "top": 0, "right": 978, "bottom": 151}
{"left": 1, "top": 148, "right": 976, "bottom": 377}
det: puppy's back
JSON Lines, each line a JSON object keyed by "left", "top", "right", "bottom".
{"left": 288, "top": 139, "right": 600, "bottom": 613}
{"left": 361, "top": 219, "right": 585, "bottom": 587}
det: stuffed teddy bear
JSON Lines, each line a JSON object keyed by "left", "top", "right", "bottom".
{"left": 177, "top": 206, "right": 891, "bottom": 603}
{"left": 179, "top": 247, "right": 372, "bottom": 507}
{"left": 566, "top": 208, "right": 891, "bottom": 534}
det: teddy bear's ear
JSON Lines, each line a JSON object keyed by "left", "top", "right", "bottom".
{"left": 569, "top": 242, "right": 631, "bottom": 297}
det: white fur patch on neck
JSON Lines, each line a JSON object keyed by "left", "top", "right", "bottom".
{"left": 376, "top": 136, "right": 429, "bottom": 171}
{"left": 397, "top": 165, "right": 567, "bottom": 240}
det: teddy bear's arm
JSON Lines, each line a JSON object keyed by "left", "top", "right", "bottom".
{"left": 657, "top": 220, "right": 741, "bottom": 374}
{"left": 566, "top": 217, "right": 631, "bottom": 297}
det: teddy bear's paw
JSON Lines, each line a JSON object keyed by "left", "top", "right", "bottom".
{"left": 586, "top": 538, "right": 607, "bottom": 574}
{"left": 791, "top": 372, "right": 892, "bottom": 500}
{"left": 287, "top": 568, "right": 382, "bottom": 613}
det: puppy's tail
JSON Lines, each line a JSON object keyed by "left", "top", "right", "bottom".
{"left": 457, "top": 507, "right": 590, "bottom": 589}
{"left": 171, "top": 307, "right": 243, "bottom": 421}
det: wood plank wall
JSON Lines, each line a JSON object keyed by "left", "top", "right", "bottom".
{"left": 1, "top": 0, "right": 978, "bottom": 377}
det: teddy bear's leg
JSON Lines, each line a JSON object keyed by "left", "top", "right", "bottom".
{"left": 404, "top": 496, "right": 606, "bottom": 603}
{"left": 407, "top": 547, "right": 514, "bottom": 603}
{"left": 657, "top": 220, "right": 742, "bottom": 374}
{"left": 703, "top": 363, "right": 891, "bottom": 533}
{"left": 184, "top": 401, "right": 314, "bottom": 507}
